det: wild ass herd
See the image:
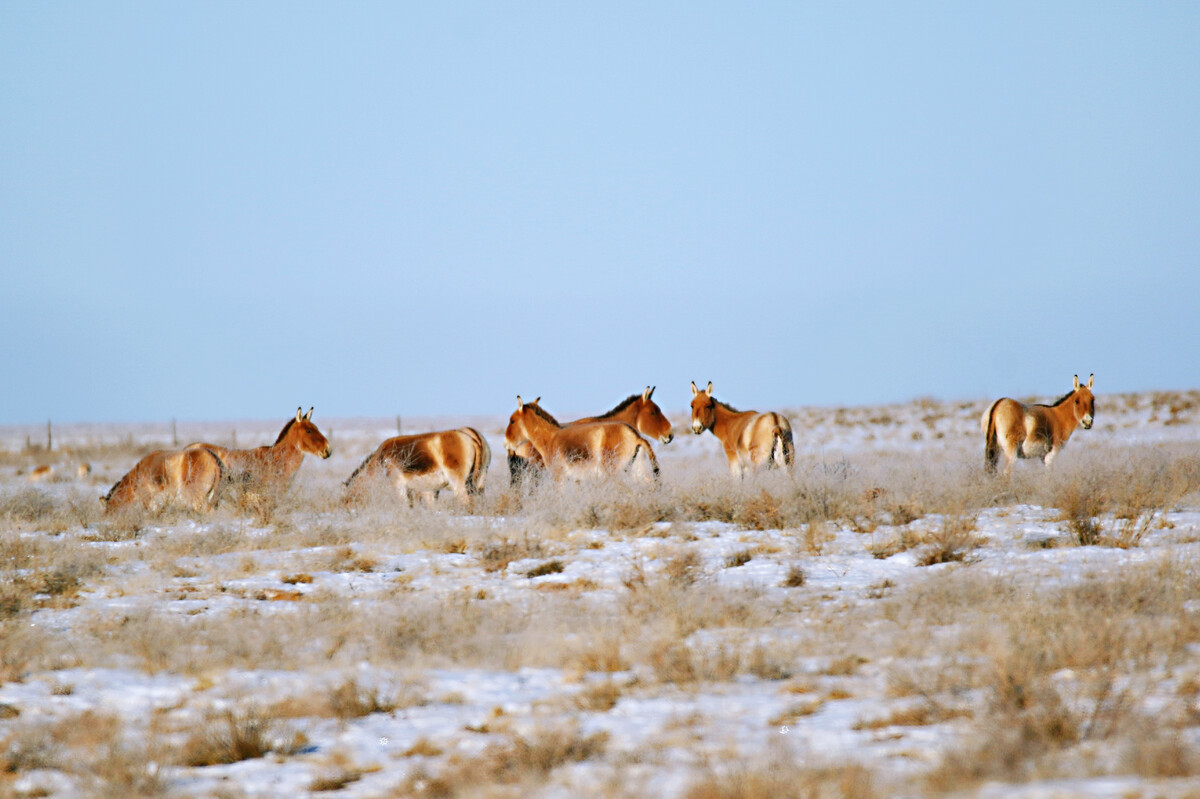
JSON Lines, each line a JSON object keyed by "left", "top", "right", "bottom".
{"left": 96, "top": 376, "right": 1097, "bottom": 516}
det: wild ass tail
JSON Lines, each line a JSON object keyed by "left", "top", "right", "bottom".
{"left": 981, "top": 399, "right": 1002, "bottom": 474}
{"left": 771, "top": 423, "right": 795, "bottom": 471}
{"left": 203, "top": 447, "right": 229, "bottom": 506}
{"left": 463, "top": 427, "right": 490, "bottom": 496}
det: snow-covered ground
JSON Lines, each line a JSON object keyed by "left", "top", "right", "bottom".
{"left": 3, "top": 391, "right": 1200, "bottom": 798}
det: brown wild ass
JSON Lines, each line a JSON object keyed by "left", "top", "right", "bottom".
{"left": 982, "top": 374, "right": 1095, "bottom": 475}
{"left": 188, "top": 407, "right": 331, "bottom": 507}
{"left": 689, "top": 381, "right": 795, "bottom": 478}
{"left": 505, "top": 397, "right": 659, "bottom": 483}
{"left": 505, "top": 387, "right": 673, "bottom": 488}
{"left": 102, "top": 447, "right": 227, "bottom": 514}
{"left": 27, "top": 465, "right": 54, "bottom": 483}
{"left": 344, "top": 427, "right": 491, "bottom": 509}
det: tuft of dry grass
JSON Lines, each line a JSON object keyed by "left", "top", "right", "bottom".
{"left": 524, "top": 559, "right": 565, "bottom": 578}
{"left": 906, "top": 553, "right": 1200, "bottom": 792}
{"left": 178, "top": 708, "right": 307, "bottom": 767}
{"left": 852, "top": 699, "right": 972, "bottom": 730}
{"left": 402, "top": 725, "right": 609, "bottom": 798}
{"left": 476, "top": 535, "right": 544, "bottom": 572}
{"left": 915, "top": 513, "right": 981, "bottom": 566}
{"left": 0, "top": 712, "right": 170, "bottom": 799}
{"left": 781, "top": 563, "right": 806, "bottom": 588}
{"left": 326, "top": 677, "right": 402, "bottom": 719}
{"left": 573, "top": 679, "right": 624, "bottom": 712}
{"left": 724, "top": 549, "right": 753, "bottom": 568}
{"left": 685, "top": 759, "right": 879, "bottom": 799}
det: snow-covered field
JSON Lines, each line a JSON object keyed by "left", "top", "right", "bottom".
{"left": 3, "top": 390, "right": 1200, "bottom": 798}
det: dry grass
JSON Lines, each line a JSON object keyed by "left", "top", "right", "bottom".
{"left": 178, "top": 708, "right": 307, "bottom": 767}
{"left": 400, "top": 724, "right": 609, "bottom": 798}
{"left": 685, "top": 759, "right": 879, "bottom": 799}
{"left": 6, "top": 403, "right": 1200, "bottom": 796}
{"left": 914, "top": 512, "right": 981, "bottom": 566}
{"left": 896, "top": 553, "right": 1200, "bottom": 791}
{"left": 0, "top": 712, "right": 170, "bottom": 799}
{"left": 1032, "top": 445, "right": 1200, "bottom": 546}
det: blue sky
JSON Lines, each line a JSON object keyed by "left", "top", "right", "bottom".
{"left": 3, "top": 3, "right": 1198, "bottom": 425}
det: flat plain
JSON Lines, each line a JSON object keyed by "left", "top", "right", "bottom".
{"left": 3, "top": 390, "right": 1200, "bottom": 798}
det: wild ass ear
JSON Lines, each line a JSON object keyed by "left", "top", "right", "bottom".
{"left": 532, "top": 397, "right": 541, "bottom": 406}
{"left": 705, "top": 381, "right": 713, "bottom": 396}
{"left": 516, "top": 395, "right": 524, "bottom": 410}
{"left": 643, "top": 386, "right": 653, "bottom": 401}
{"left": 295, "top": 407, "right": 303, "bottom": 423}
{"left": 691, "top": 381, "right": 699, "bottom": 396}
{"left": 1087, "top": 374, "right": 1094, "bottom": 389}
{"left": 304, "top": 407, "right": 313, "bottom": 421}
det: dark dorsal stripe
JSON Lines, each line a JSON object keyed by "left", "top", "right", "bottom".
{"left": 594, "top": 394, "right": 640, "bottom": 420}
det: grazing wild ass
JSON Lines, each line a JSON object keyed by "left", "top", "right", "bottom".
{"left": 982, "top": 374, "right": 1095, "bottom": 475}
{"left": 689, "top": 381, "right": 794, "bottom": 478}
{"left": 505, "top": 387, "right": 673, "bottom": 488}
{"left": 344, "top": 427, "right": 491, "bottom": 509}
{"left": 505, "top": 396, "right": 659, "bottom": 483}
{"left": 102, "top": 447, "right": 227, "bottom": 514}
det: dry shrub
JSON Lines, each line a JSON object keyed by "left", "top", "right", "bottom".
{"left": 800, "top": 520, "right": 835, "bottom": 555}
{"left": 646, "top": 638, "right": 740, "bottom": 684}
{"left": 0, "top": 718, "right": 59, "bottom": 774}
{"left": 403, "top": 725, "right": 608, "bottom": 798}
{"left": 781, "top": 563, "right": 806, "bottom": 587}
{"left": 524, "top": 559, "right": 564, "bottom": 578}
{"left": 851, "top": 699, "right": 971, "bottom": 730}
{"left": 1043, "top": 447, "right": 1197, "bottom": 547}
{"left": 476, "top": 536, "right": 543, "bottom": 573}
{"left": 742, "top": 641, "right": 795, "bottom": 680}
{"left": 1050, "top": 469, "right": 1108, "bottom": 545}
{"left": 769, "top": 697, "right": 825, "bottom": 726}
{"left": 569, "top": 638, "right": 628, "bottom": 674}
{"left": 327, "top": 677, "right": 400, "bottom": 718}
{"left": 912, "top": 554, "right": 1200, "bottom": 791}
{"left": 664, "top": 548, "right": 703, "bottom": 587}
{"left": 574, "top": 679, "right": 624, "bottom": 712}
{"left": 686, "top": 759, "right": 878, "bottom": 799}
{"left": 0, "top": 618, "right": 70, "bottom": 683}
{"left": 623, "top": 568, "right": 771, "bottom": 642}
{"left": 1119, "top": 728, "right": 1200, "bottom": 777}
{"left": 324, "top": 544, "right": 378, "bottom": 574}
{"left": 0, "top": 581, "right": 29, "bottom": 621}
{"left": 1, "top": 532, "right": 99, "bottom": 618}
{"left": 688, "top": 491, "right": 738, "bottom": 523}
{"left": 0, "top": 488, "right": 56, "bottom": 523}
{"left": 915, "top": 513, "right": 981, "bottom": 566}
{"left": 619, "top": 562, "right": 782, "bottom": 684}
{"left": 510, "top": 478, "right": 674, "bottom": 536}
{"left": 725, "top": 549, "right": 753, "bottom": 568}
{"left": 0, "top": 712, "right": 168, "bottom": 799}
{"left": 735, "top": 489, "right": 788, "bottom": 530}
{"left": 866, "top": 529, "right": 921, "bottom": 560}
{"left": 178, "top": 708, "right": 306, "bottom": 767}
{"left": 644, "top": 633, "right": 796, "bottom": 685}
{"left": 268, "top": 678, "right": 425, "bottom": 720}
{"left": 310, "top": 768, "right": 367, "bottom": 792}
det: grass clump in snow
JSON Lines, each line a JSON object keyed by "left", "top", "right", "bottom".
{"left": 178, "top": 708, "right": 307, "bottom": 767}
